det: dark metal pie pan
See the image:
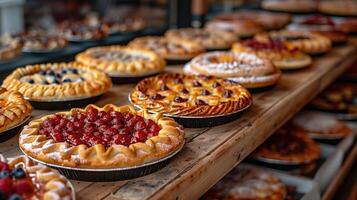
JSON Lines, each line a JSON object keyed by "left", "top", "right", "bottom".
{"left": 110, "top": 73, "right": 160, "bottom": 84}
{"left": 0, "top": 116, "right": 31, "bottom": 143}
{"left": 28, "top": 95, "right": 102, "bottom": 110}
{"left": 22, "top": 48, "right": 65, "bottom": 54}
{"left": 23, "top": 143, "right": 184, "bottom": 182}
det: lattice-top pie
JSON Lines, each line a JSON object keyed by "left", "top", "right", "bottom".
{"left": 0, "top": 88, "right": 32, "bottom": 133}
{"left": 19, "top": 104, "right": 184, "bottom": 168}
{"left": 130, "top": 73, "right": 252, "bottom": 117}
{"left": 184, "top": 51, "right": 281, "bottom": 89}
{"left": 0, "top": 154, "right": 74, "bottom": 200}
{"left": 76, "top": 45, "right": 166, "bottom": 77}
{"left": 2, "top": 62, "right": 112, "bottom": 101}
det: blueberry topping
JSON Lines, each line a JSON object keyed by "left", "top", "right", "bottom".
{"left": 39, "top": 71, "right": 46, "bottom": 75}
{"left": 56, "top": 73, "right": 62, "bottom": 78}
{"left": 71, "top": 68, "right": 78, "bottom": 74}
{"left": 41, "top": 80, "right": 49, "bottom": 85}
{"left": 79, "top": 77, "right": 85, "bottom": 81}
{"left": 11, "top": 167, "right": 26, "bottom": 179}
{"left": 61, "top": 69, "right": 68, "bottom": 74}
{"left": 27, "top": 79, "right": 35, "bottom": 84}
{"left": 0, "top": 171, "right": 10, "bottom": 179}
{"left": 63, "top": 78, "right": 72, "bottom": 83}
{"left": 46, "top": 70, "right": 55, "bottom": 76}
{"left": 9, "top": 194, "right": 23, "bottom": 200}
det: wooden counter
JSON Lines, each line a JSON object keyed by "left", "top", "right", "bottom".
{"left": 0, "top": 42, "right": 356, "bottom": 200}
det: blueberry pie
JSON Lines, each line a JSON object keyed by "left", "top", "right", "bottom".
{"left": 19, "top": 104, "right": 184, "bottom": 168}
{"left": 0, "top": 36, "right": 22, "bottom": 62}
{"left": 130, "top": 73, "right": 252, "bottom": 117}
{"left": 2, "top": 62, "right": 112, "bottom": 101}
{"left": 0, "top": 154, "right": 74, "bottom": 200}
{"left": 59, "top": 21, "right": 108, "bottom": 41}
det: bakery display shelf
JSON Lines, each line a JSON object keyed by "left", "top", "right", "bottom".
{"left": 0, "top": 41, "right": 355, "bottom": 200}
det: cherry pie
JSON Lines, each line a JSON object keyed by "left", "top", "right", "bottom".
{"left": 19, "top": 104, "right": 184, "bottom": 168}
{"left": 2, "top": 62, "right": 112, "bottom": 102}
{"left": 0, "top": 154, "right": 74, "bottom": 200}
{"left": 0, "top": 36, "right": 22, "bottom": 61}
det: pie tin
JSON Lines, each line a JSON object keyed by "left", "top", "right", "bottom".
{"left": 110, "top": 73, "right": 159, "bottom": 84}
{"left": 166, "top": 58, "right": 191, "bottom": 65}
{"left": 0, "top": 116, "right": 30, "bottom": 143}
{"left": 22, "top": 47, "right": 65, "bottom": 54}
{"left": 24, "top": 143, "right": 184, "bottom": 182}
{"left": 28, "top": 95, "right": 102, "bottom": 110}
{"left": 109, "top": 29, "right": 143, "bottom": 36}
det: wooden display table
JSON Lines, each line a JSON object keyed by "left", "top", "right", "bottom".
{"left": 0, "top": 42, "right": 356, "bottom": 200}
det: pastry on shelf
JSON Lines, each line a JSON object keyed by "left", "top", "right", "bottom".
{"left": 0, "top": 35, "right": 22, "bottom": 62}
{"left": 59, "top": 21, "right": 108, "bottom": 42}
{"left": 0, "top": 154, "right": 75, "bottom": 200}
{"left": 75, "top": 45, "right": 166, "bottom": 78}
{"left": 255, "top": 30, "right": 332, "bottom": 55}
{"left": 318, "top": 0, "right": 357, "bottom": 16}
{"left": 201, "top": 167, "right": 287, "bottom": 200}
{"left": 261, "top": 0, "right": 317, "bottom": 13}
{"left": 184, "top": 51, "right": 281, "bottom": 89}
{"left": 253, "top": 125, "right": 321, "bottom": 164}
{"left": 292, "top": 111, "right": 353, "bottom": 139}
{"left": 165, "top": 28, "right": 237, "bottom": 50}
{"left": 338, "top": 18, "right": 357, "bottom": 34}
{"left": 128, "top": 36, "right": 205, "bottom": 61}
{"left": 19, "top": 104, "right": 184, "bottom": 168}
{"left": 232, "top": 39, "right": 312, "bottom": 70}
{"left": 102, "top": 15, "right": 145, "bottom": 34}
{"left": 2, "top": 62, "right": 112, "bottom": 102}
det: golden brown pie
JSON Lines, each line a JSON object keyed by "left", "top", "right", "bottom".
{"left": 128, "top": 36, "right": 205, "bottom": 61}
{"left": 19, "top": 104, "right": 184, "bottom": 168}
{"left": 2, "top": 62, "right": 112, "bottom": 101}
{"left": 261, "top": 0, "right": 317, "bottom": 13}
{"left": 59, "top": 20, "right": 108, "bottom": 41}
{"left": 102, "top": 15, "right": 145, "bottom": 34}
{"left": 14, "top": 32, "right": 68, "bottom": 52}
{"left": 0, "top": 36, "right": 22, "bottom": 61}
{"left": 184, "top": 51, "right": 281, "bottom": 89}
{"left": 232, "top": 39, "right": 312, "bottom": 70}
{"left": 165, "top": 28, "right": 237, "bottom": 50}
{"left": 318, "top": 0, "right": 357, "bottom": 16}
{"left": 0, "top": 154, "right": 74, "bottom": 200}
{"left": 130, "top": 73, "right": 252, "bottom": 117}
{"left": 0, "top": 88, "right": 32, "bottom": 133}
{"left": 76, "top": 45, "right": 166, "bottom": 77}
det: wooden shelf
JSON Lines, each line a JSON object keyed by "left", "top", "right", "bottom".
{"left": 0, "top": 42, "right": 356, "bottom": 200}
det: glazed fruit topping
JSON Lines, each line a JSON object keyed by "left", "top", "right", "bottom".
{"left": 196, "top": 99, "right": 208, "bottom": 106}
{"left": 151, "top": 93, "right": 165, "bottom": 100}
{"left": 174, "top": 96, "right": 188, "bottom": 103}
{"left": 222, "top": 90, "right": 233, "bottom": 98}
{"left": 38, "top": 107, "right": 161, "bottom": 148}
{"left": 244, "top": 39, "right": 287, "bottom": 51}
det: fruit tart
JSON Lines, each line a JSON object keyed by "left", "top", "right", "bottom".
{"left": 318, "top": 0, "right": 357, "bottom": 16}
{"left": 255, "top": 30, "right": 332, "bottom": 55}
{"left": 165, "top": 28, "right": 237, "bottom": 50}
{"left": 253, "top": 125, "right": 321, "bottom": 164}
{"left": 184, "top": 51, "right": 281, "bottom": 89}
{"left": 59, "top": 21, "right": 108, "bottom": 42}
{"left": 0, "top": 88, "right": 32, "bottom": 133}
{"left": 201, "top": 167, "right": 287, "bottom": 200}
{"left": 130, "top": 73, "right": 252, "bottom": 117}
{"left": 2, "top": 62, "right": 112, "bottom": 102}
{"left": 261, "top": 0, "right": 317, "bottom": 13}
{"left": 232, "top": 39, "right": 312, "bottom": 70}
{"left": 0, "top": 36, "right": 22, "bottom": 62}
{"left": 13, "top": 32, "right": 68, "bottom": 53}
{"left": 102, "top": 15, "right": 145, "bottom": 34}
{"left": 128, "top": 36, "right": 205, "bottom": 61}
{"left": 19, "top": 104, "right": 184, "bottom": 168}
{"left": 0, "top": 154, "right": 74, "bottom": 200}
{"left": 75, "top": 45, "right": 165, "bottom": 78}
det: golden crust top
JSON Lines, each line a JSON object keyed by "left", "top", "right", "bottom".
{"left": 75, "top": 45, "right": 166, "bottom": 76}
{"left": 2, "top": 62, "right": 112, "bottom": 101}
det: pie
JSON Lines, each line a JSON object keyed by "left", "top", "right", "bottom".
{"left": 292, "top": 111, "right": 353, "bottom": 138}
{"left": 261, "top": 0, "right": 317, "bottom": 13}
{"left": 2, "top": 62, "right": 112, "bottom": 101}
{"left": 0, "top": 154, "right": 74, "bottom": 200}
{"left": 0, "top": 88, "right": 32, "bottom": 133}
{"left": 102, "top": 15, "right": 145, "bottom": 34}
{"left": 59, "top": 21, "right": 108, "bottom": 41}
{"left": 19, "top": 104, "right": 184, "bottom": 168}
{"left": 253, "top": 125, "right": 321, "bottom": 164}
{"left": 13, "top": 32, "right": 68, "bottom": 52}
{"left": 75, "top": 45, "right": 166, "bottom": 77}
{"left": 128, "top": 36, "right": 205, "bottom": 61}
{"left": 201, "top": 167, "right": 287, "bottom": 200}
{"left": 205, "top": 18, "right": 263, "bottom": 38}
{"left": 255, "top": 30, "right": 332, "bottom": 55}
{"left": 130, "top": 73, "right": 252, "bottom": 117}
{"left": 318, "top": 0, "right": 357, "bottom": 16}
{"left": 165, "top": 28, "right": 237, "bottom": 50}
{"left": 184, "top": 51, "right": 281, "bottom": 89}
{"left": 232, "top": 39, "right": 312, "bottom": 70}
{"left": 0, "top": 36, "right": 22, "bottom": 61}
{"left": 338, "top": 18, "right": 357, "bottom": 34}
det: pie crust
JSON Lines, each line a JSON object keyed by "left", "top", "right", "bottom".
{"left": 2, "top": 62, "right": 112, "bottom": 101}
{"left": 130, "top": 73, "right": 252, "bottom": 117}
{"left": 232, "top": 39, "right": 312, "bottom": 70}
{"left": 75, "top": 45, "right": 166, "bottom": 77}
{"left": 0, "top": 36, "right": 22, "bottom": 61}
{"left": 205, "top": 18, "right": 263, "bottom": 38}
{"left": 19, "top": 104, "right": 185, "bottom": 168}
{"left": 1, "top": 154, "right": 74, "bottom": 200}
{"left": 184, "top": 51, "right": 281, "bottom": 88}
{"left": 165, "top": 28, "right": 237, "bottom": 50}
{"left": 261, "top": 0, "right": 317, "bottom": 13}
{"left": 318, "top": 0, "right": 357, "bottom": 16}
{"left": 0, "top": 88, "right": 32, "bottom": 133}
{"left": 128, "top": 36, "right": 205, "bottom": 60}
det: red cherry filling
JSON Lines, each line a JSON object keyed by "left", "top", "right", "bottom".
{"left": 244, "top": 39, "right": 287, "bottom": 51}
{"left": 38, "top": 107, "right": 161, "bottom": 148}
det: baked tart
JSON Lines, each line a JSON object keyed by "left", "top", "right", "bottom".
{"left": 255, "top": 30, "right": 332, "bottom": 55}
{"left": 19, "top": 104, "right": 184, "bottom": 168}
{"left": 261, "top": 0, "right": 317, "bottom": 13}
{"left": 102, "top": 16, "right": 145, "bottom": 34}
{"left": 2, "top": 62, "right": 112, "bottom": 102}
{"left": 128, "top": 36, "right": 205, "bottom": 61}
{"left": 75, "top": 45, "right": 166, "bottom": 78}
{"left": 13, "top": 32, "right": 68, "bottom": 53}
{"left": 0, "top": 154, "right": 74, "bottom": 200}
{"left": 184, "top": 51, "right": 281, "bottom": 89}
{"left": 0, "top": 88, "right": 32, "bottom": 133}
{"left": 0, "top": 36, "right": 22, "bottom": 62}
{"left": 59, "top": 21, "right": 108, "bottom": 42}
{"left": 165, "top": 28, "right": 237, "bottom": 50}
{"left": 130, "top": 73, "right": 252, "bottom": 117}
{"left": 205, "top": 18, "right": 263, "bottom": 38}
{"left": 318, "top": 0, "right": 357, "bottom": 16}
{"left": 202, "top": 167, "right": 287, "bottom": 200}
{"left": 253, "top": 126, "right": 321, "bottom": 164}
{"left": 232, "top": 39, "right": 312, "bottom": 70}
